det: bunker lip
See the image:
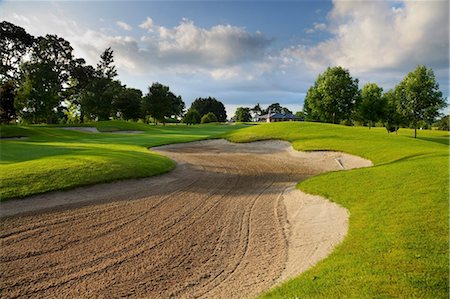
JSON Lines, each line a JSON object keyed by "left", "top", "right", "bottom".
{"left": 0, "top": 139, "right": 372, "bottom": 299}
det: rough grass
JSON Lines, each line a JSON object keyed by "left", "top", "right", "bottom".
{"left": 0, "top": 122, "right": 242, "bottom": 200}
{"left": 224, "top": 122, "right": 449, "bottom": 298}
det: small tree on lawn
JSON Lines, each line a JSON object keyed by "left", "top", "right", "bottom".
{"left": 396, "top": 65, "right": 446, "bottom": 138}
{"left": 234, "top": 107, "right": 252, "bottom": 122}
{"left": 201, "top": 112, "right": 218, "bottom": 124}
{"left": 183, "top": 109, "right": 201, "bottom": 125}
{"left": 358, "top": 82, "right": 385, "bottom": 129}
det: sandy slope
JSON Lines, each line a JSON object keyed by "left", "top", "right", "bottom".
{"left": 0, "top": 140, "right": 371, "bottom": 298}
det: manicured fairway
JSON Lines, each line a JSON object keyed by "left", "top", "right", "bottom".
{"left": 225, "top": 122, "right": 449, "bottom": 298}
{"left": 0, "top": 121, "right": 244, "bottom": 200}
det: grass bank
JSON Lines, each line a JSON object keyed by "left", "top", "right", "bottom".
{"left": 225, "top": 122, "right": 448, "bottom": 298}
{"left": 0, "top": 121, "right": 242, "bottom": 200}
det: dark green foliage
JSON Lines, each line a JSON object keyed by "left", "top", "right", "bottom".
{"left": 234, "top": 107, "right": 252, "bottom": 122}
{"left": 66, "top": 58, "right": 96, "bottom": 122}
{"left": 251, "top": 103, "right": 263, "bottom": 117}
{"left": 0, "top": 80, "right": 17, "bottom": 123}
{"left": 81, "top": 78, "right": 121, "bottom": 121}
{"left": 141, "top": 82, "right": 185, "bottom": 125}
{"left": 191, "top": 97, "right": 227, "bottom": 122}
{"left": 15, "top": 62, "right": 61, "bottom": 123}
{"left": 383, "top": 89, "right": 406, "bottom": 134}
{"left": 15, "top": 34, "right": 73, "bottom": 124}
{"left": 304, "top": 66, "right": 360, "bottom": 124}
{"left": 358, "top": 83, "right": 386, "bottom": 129}
{"left": 396, "top": 65, "right": 446, "bottom": 138}
{"left": 434, "top": 115, "right": 449, "bottom": 131}
{"left": 97, "top": 47, "right": 117, "bottom": 79}
{"left": 0, "top": 21, "right": 34, "bottom": 83}
{"left": 80, "top": 49, "right": 120, "bottom": 121}
{"left": 113, "top": 87, "right": 143, "bottom": 121}
{"left": 201, "top": 112, "right": 218, "bottom": 123}
{"left": 183, "top": 108, "right": 201, "bottom": 125}
{"left": 294, "top": 111, "right": 305, "bottom": 120}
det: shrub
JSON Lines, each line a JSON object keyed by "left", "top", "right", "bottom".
{"left": 201, "top": 112, "right": 218, "bottom": 124}
{"left": 183, "top": 109, "right": 201, "bottom": 125}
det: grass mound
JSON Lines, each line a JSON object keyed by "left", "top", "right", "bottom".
{"left": 225, "top": 122, "right": 448, "bottom": 298}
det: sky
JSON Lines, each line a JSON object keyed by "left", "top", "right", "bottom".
{"left": 1, "top": 0, "right": 449, "bottom": 117}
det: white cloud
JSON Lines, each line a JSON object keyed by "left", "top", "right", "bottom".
{"left": 116, "top": 20, "right": 132, "bottom": 31}
{"left": 305, "top": 22, "right": 327, "bottom": 34}
{"left": 287, "top": 0, "right": 449, "bottom": 75}
{"left": 139, "top": 17, "right": 154, "bottom": 32}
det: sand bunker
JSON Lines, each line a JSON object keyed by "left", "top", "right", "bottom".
{"left": 0, "top": 140, "right": 371, "bottom": 298}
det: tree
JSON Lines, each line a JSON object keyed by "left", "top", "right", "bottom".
{"left": 396, "top": 65, "right": 446, "bottom": 138}
{"left": 0, "top": 80, "right": 17, "bottom": 123}
{"left": 14, "top": 34, "right": 74, "bottom": 124}
{"left": 382, "top": 89, "right": 406, "bottom": 134}
{"left": 15, "top": 62, "right": 61, "bottom": 123}
{"left": 266, "top": 102, "right": 283, "bottom": 113}
{"left": 294, "top": 111, "right": 305, "bottom": 120}
{"left": 97, "top": 47, "right": 117, "bottom": 79}
{"left": 113, "top": 87, "right": 143, "bottom": 121}
{"left": 250, "top": 103, "right": 263, "bottom": 118}
{"left": 201, "top": 112, "right": 218, "bottom": 123}
{"left": 358, "top": 83, "right": 385, "bottom": 129}
{"left": 66, "top": 58, "right": 96, "bottom": 122}
{"left": 191, "top": 97, "right": 227, "bottom": 122}
{"left": 434, "top": 115, "right": 449, "bottom": 131}
{"left": 81, "top": 78, "right": 121, "bottom": 121}
{"left": 304, "top": 66, "right": 360, "bottom": 124}
{"left": 0, "top": 21, "right": 34, "bottom": 83}
{"left": 80, "top": 48, "right": 120, "bottom": 121}
{"left": 142, "top": 82, "right": 184, "bottom": 125}
{"left": 183, "top": 108, "right": 201, "bottom": 125}
{"left": 234, "top": 107, "right": 252, "bottom": 122}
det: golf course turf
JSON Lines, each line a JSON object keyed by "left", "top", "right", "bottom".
{"left": 0, "top": 121, "right": 245, "bottom": 200}
{"left": 0, "top": 120, "right": 448, "bottom": 298}
{"left": 225, "top": 122, "right": 448, "bottom": 298}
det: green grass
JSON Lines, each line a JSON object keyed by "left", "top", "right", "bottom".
{"left": 225, "top": 122, "right": 448, "bottom": 298}
{"left": 0, "top": 121, "right": 243, "bottom": 200}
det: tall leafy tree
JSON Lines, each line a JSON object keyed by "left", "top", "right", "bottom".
{"left": 0, "top": 80, "right": 17, "bottom": 123}
{"left": 96, "top": 47, "right": 117, "bottom": 79}
{"left": 304, "top": 66, "right": 360, "bottom": 124}
{"left": 15, "top": 62, "right": 61, "bottom": 123}
{"left": 113, "top": 87, "right": 143, "bottom": 121}
{"left": 0, "top": 21, "right": 34, "bottom": 83}
{"left": 358, "top": 83, "right": 386, "bottom": 129}
{"left": 66, "top": 58, "right": 96, "bottom": 122}
{"left": 266, "top": 103, "right": 283, "bottom": 113}
{"left": 190, "top": 97, "right": 227, "bottom": 122}
{"left": 142, "top": 82, "right": 184, "bottom": 125}
{"left": 81, "top": 79, "right": 121, "bottom": 121}
{"left": 234, "top": 107, "right": 252, "bottom": 122}
{"left": 395, "top": 65, "right": 446, "bottom": 138}
{"left": 383, "top": 89, "right": 406, "bottom": 134}
{"left": 250, "top": 103, "right": 262, "bottom": 118}
{"left": 81, "top": 48, "right": 119, "bottom": 121}
{"left": 15, "top": 34, "right": 73, "bottom": 123}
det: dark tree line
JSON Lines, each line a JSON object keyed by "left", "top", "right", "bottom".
{"left": 303, "top": 66, "right": 447, "bottom": 136}
{"left": 1, "top": 21, "right": 228, "bottom": 125}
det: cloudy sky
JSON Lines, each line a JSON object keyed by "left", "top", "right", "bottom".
{"left": 1, "top": 0, "right": 448, "bottom": 117}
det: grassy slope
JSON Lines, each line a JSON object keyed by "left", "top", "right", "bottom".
{"left": 0, "top": 121, "right": 242, "bottom": 200}
{"left": 225, "top": 122, "right": 448, "bottom": 298}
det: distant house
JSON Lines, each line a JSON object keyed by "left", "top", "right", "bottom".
{"left": 256, "top": 112, "right": 302, "bottom": 122}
